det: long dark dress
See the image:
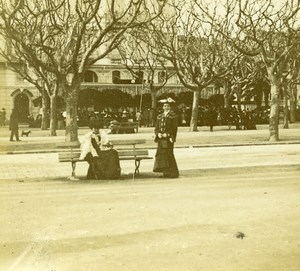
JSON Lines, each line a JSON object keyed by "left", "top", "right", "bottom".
{"left": 85, "top": 135, "right": 121, "bottom": 180}
{"left": 153, "top": 111, "right": 179, "bottom": 178}
{"left": 93, "top": 149, "right": 121, "bottom": 180}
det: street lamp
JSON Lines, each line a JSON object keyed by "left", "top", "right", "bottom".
{"left": 139, "top": 79, "right": 148, "bottom": 112}
{"left": 131, "top": 79, "right": 138, "bottom": 111}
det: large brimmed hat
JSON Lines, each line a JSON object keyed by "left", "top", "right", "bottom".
{"left": 158, "top": 97, "right": 176, "bottom": 104}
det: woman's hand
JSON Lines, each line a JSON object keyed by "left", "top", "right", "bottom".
{"left": 162, "top": 133, "right": 168, "bottom": 138}
{"left": 157, "top": 133, "right": 163, "bottom": 138}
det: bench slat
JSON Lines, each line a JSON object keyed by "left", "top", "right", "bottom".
{"left": 56, "top": 141, "right": 80, "bottom": 149}
{"left": 119, "top": 156, "right": 152, "bottom": 160}
{"left": 59, "top": 158, "right": 81, "bottom": 162}
{"left": 110, "top": 139, "right": 146, "bottom": 145}
{"left": 58, "top": 150, "right": 150, "bottom": 161}
{"left": 59, "top": 156, "right": 152, "bottom": 163}
{"left": 118, "top": 150, "right": 149, "bottom": 156}
{"left": 56, "top": 139, "right": 146, "bottom": 148}
{"left": 58, "top": 152, "right": 80, "bottom": 161}
{"left": 117, "top": 122, "right": 138, "bottom": 127}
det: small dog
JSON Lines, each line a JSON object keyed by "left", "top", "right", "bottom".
{"left": 21, "top": 130, "right": 31, "bottom": 137}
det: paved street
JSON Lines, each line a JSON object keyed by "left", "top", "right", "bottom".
{"left": 0, "top": 165, "right": 299, "bottom": 271}
{"left": 0, "top": 124, "right": 299, "bottom": 271}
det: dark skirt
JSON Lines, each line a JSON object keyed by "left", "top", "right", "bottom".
{"left": 153, "top": 139, "right": 179, "bottom": 178}
{"left": 86, "top": 149, "right": 121, "bottom": 180}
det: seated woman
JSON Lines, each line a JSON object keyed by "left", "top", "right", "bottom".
{"left": 79, "top": 122, "right": 121, "bottom": 180}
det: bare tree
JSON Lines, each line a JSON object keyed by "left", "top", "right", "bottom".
{"left": 118, "top": 29, "right": 175, "bottom": 119}
{"left": 0, "top": 0, "right": 166, "bottom": 141}
{"left": 222, "top": 55, "right": 265, "bottom": 110}
{"left": 0, "top": 41, "right": 61, "bottom": 134}
{"left": 199, "top": 0, "right": 300, "bottom": 141}
{"left": 285, "top": 54, "right": 300, "bottom": 123}
{"left": 149, "top": 1, "right": 239, "bottom": 131}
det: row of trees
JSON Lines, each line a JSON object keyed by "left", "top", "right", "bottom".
{"left": 1, "top": 0, "right": 300, "bottom": 142}
{"left": 0, "top": 0, "right": 167, "bottom": 140}
{"left": 120, "top": 0, "right": 300, "bottom": 141}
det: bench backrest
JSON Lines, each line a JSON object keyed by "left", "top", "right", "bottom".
{"left": 111, "top": 139, "right": 145, "bottom": 146}
{"left": 57, "top": 139, "right": 149, "bottom": 162}
{"left": 57, "top": 141, "right": 80, "bottom": 149}
{"left": 56, "top": 139, "right": 146, "bottom": 149}
{"left": 58, "top": 149, "right": 149, "bottom": 162}
{"left": 117, "top": 122, "right": 139, "bottom": 128}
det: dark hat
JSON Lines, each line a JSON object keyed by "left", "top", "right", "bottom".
{"left": 89, "top": 119, "right": 100, "bottom": 129}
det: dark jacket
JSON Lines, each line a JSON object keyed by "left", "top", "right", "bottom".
{"left": 9, "top": 110, "right": 19, "bottom": 131}
{"left": 154, "top": 110, "right": 178, "bottom": 142}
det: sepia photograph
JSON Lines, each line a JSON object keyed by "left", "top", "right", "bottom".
{"left": 0, "top": 0, "right": 300, "bottom": 270}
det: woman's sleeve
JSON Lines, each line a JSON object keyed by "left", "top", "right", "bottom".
{"left": 170, "top": 115, "right": 178, "bottom": 142}
{"left": 79, "top": 134, "right": 91, "bottom": 160}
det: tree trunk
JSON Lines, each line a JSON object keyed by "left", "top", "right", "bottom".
{"left": 290, "top": 100, "right": 296, "bottom": 123}
{"left": 49, "top": 94, "right": 57, "bottom": 136}
{"left": 189, "top": 90, "right": 199, "bottom": 132}
{"left": 151, "top": 90, "right": 157, "bottom": 125}
{"left": 283, "top": 85, "right": 289, "bottom": 129}
{"left": 236, "top": 83, "right": 242, "bottom": 110}
{"left": 269, "top": 82, "right": 280, "bottom": 141}
{"left": 151, "top": 90, "right": 157, "bottom": 112}
{"left": 65, "top": 94, "right": 79, "bottom": 142}
{"left": 289, "top": 83, "right": 297, "bottom": 123}
{"left": 41, "top": 94, "right": 50, "bottom": 130}
{"left": 223, "top": 82, "right": 231, "bottom": 108}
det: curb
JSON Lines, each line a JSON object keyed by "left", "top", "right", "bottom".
{"left": 1, "top": 140, "right": 300, "bottom": 155}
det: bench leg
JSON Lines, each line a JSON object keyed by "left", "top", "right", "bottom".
{"left": 67, "top": 161, "right": 79, "bottom": 181}
{"left": 134, "top": 159, "right": 141, "bottom": 175}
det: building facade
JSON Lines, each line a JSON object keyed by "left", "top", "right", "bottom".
{"left": 0, "top": 51, "right": 220, "bottom": 124}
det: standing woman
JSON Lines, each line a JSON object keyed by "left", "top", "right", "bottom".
{"left": 153, "top": 98, "right": 179, "bottom": 178}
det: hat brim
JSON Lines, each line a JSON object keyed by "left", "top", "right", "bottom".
{"left": 158, "top": 98, "right": 175, "bottom": 104}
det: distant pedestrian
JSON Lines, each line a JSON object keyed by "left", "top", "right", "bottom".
{"left": 135, "top": 111, "right": 142, "bottom": 126}
{"left": 57, "top": 111, "right": 65, "bottom": 130}
{"left": 217, "top": 109, "right": 222, "bottom": 126}
{"left": 0, "top": 108, "right": 6, "bottom": 127}
{"left": 9, "top": 108, "right": 21, "bottom": 141}
{"left": 233, "top": 109, "right": 242, "bottom": 130}
{"left": 153, "top": 97, "right": 179, "bottom": 178}
{"left": 206, "top": 106, "right": 218, "bottom": 132}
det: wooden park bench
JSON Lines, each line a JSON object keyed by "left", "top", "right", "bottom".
{"left": 57, "top": 139, "right": 152, "bottom": 180}
{"left": 110, "top": 121, "right": 139, "bottom": 134}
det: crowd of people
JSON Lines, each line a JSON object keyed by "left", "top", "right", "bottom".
{"left": 77, "top": 107, "right": 156, "bottom": 128}
{"left": 28, "top": 113, "right": 43, "bottom": 128}
{"left": 177, "top": 105, "right": 270, "bottom": 131}
{"left": 76, "top": 105, "right": 269, "bottom": 132}
{"left": 6, "top": 103, "right": 269, "bottom": 133}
